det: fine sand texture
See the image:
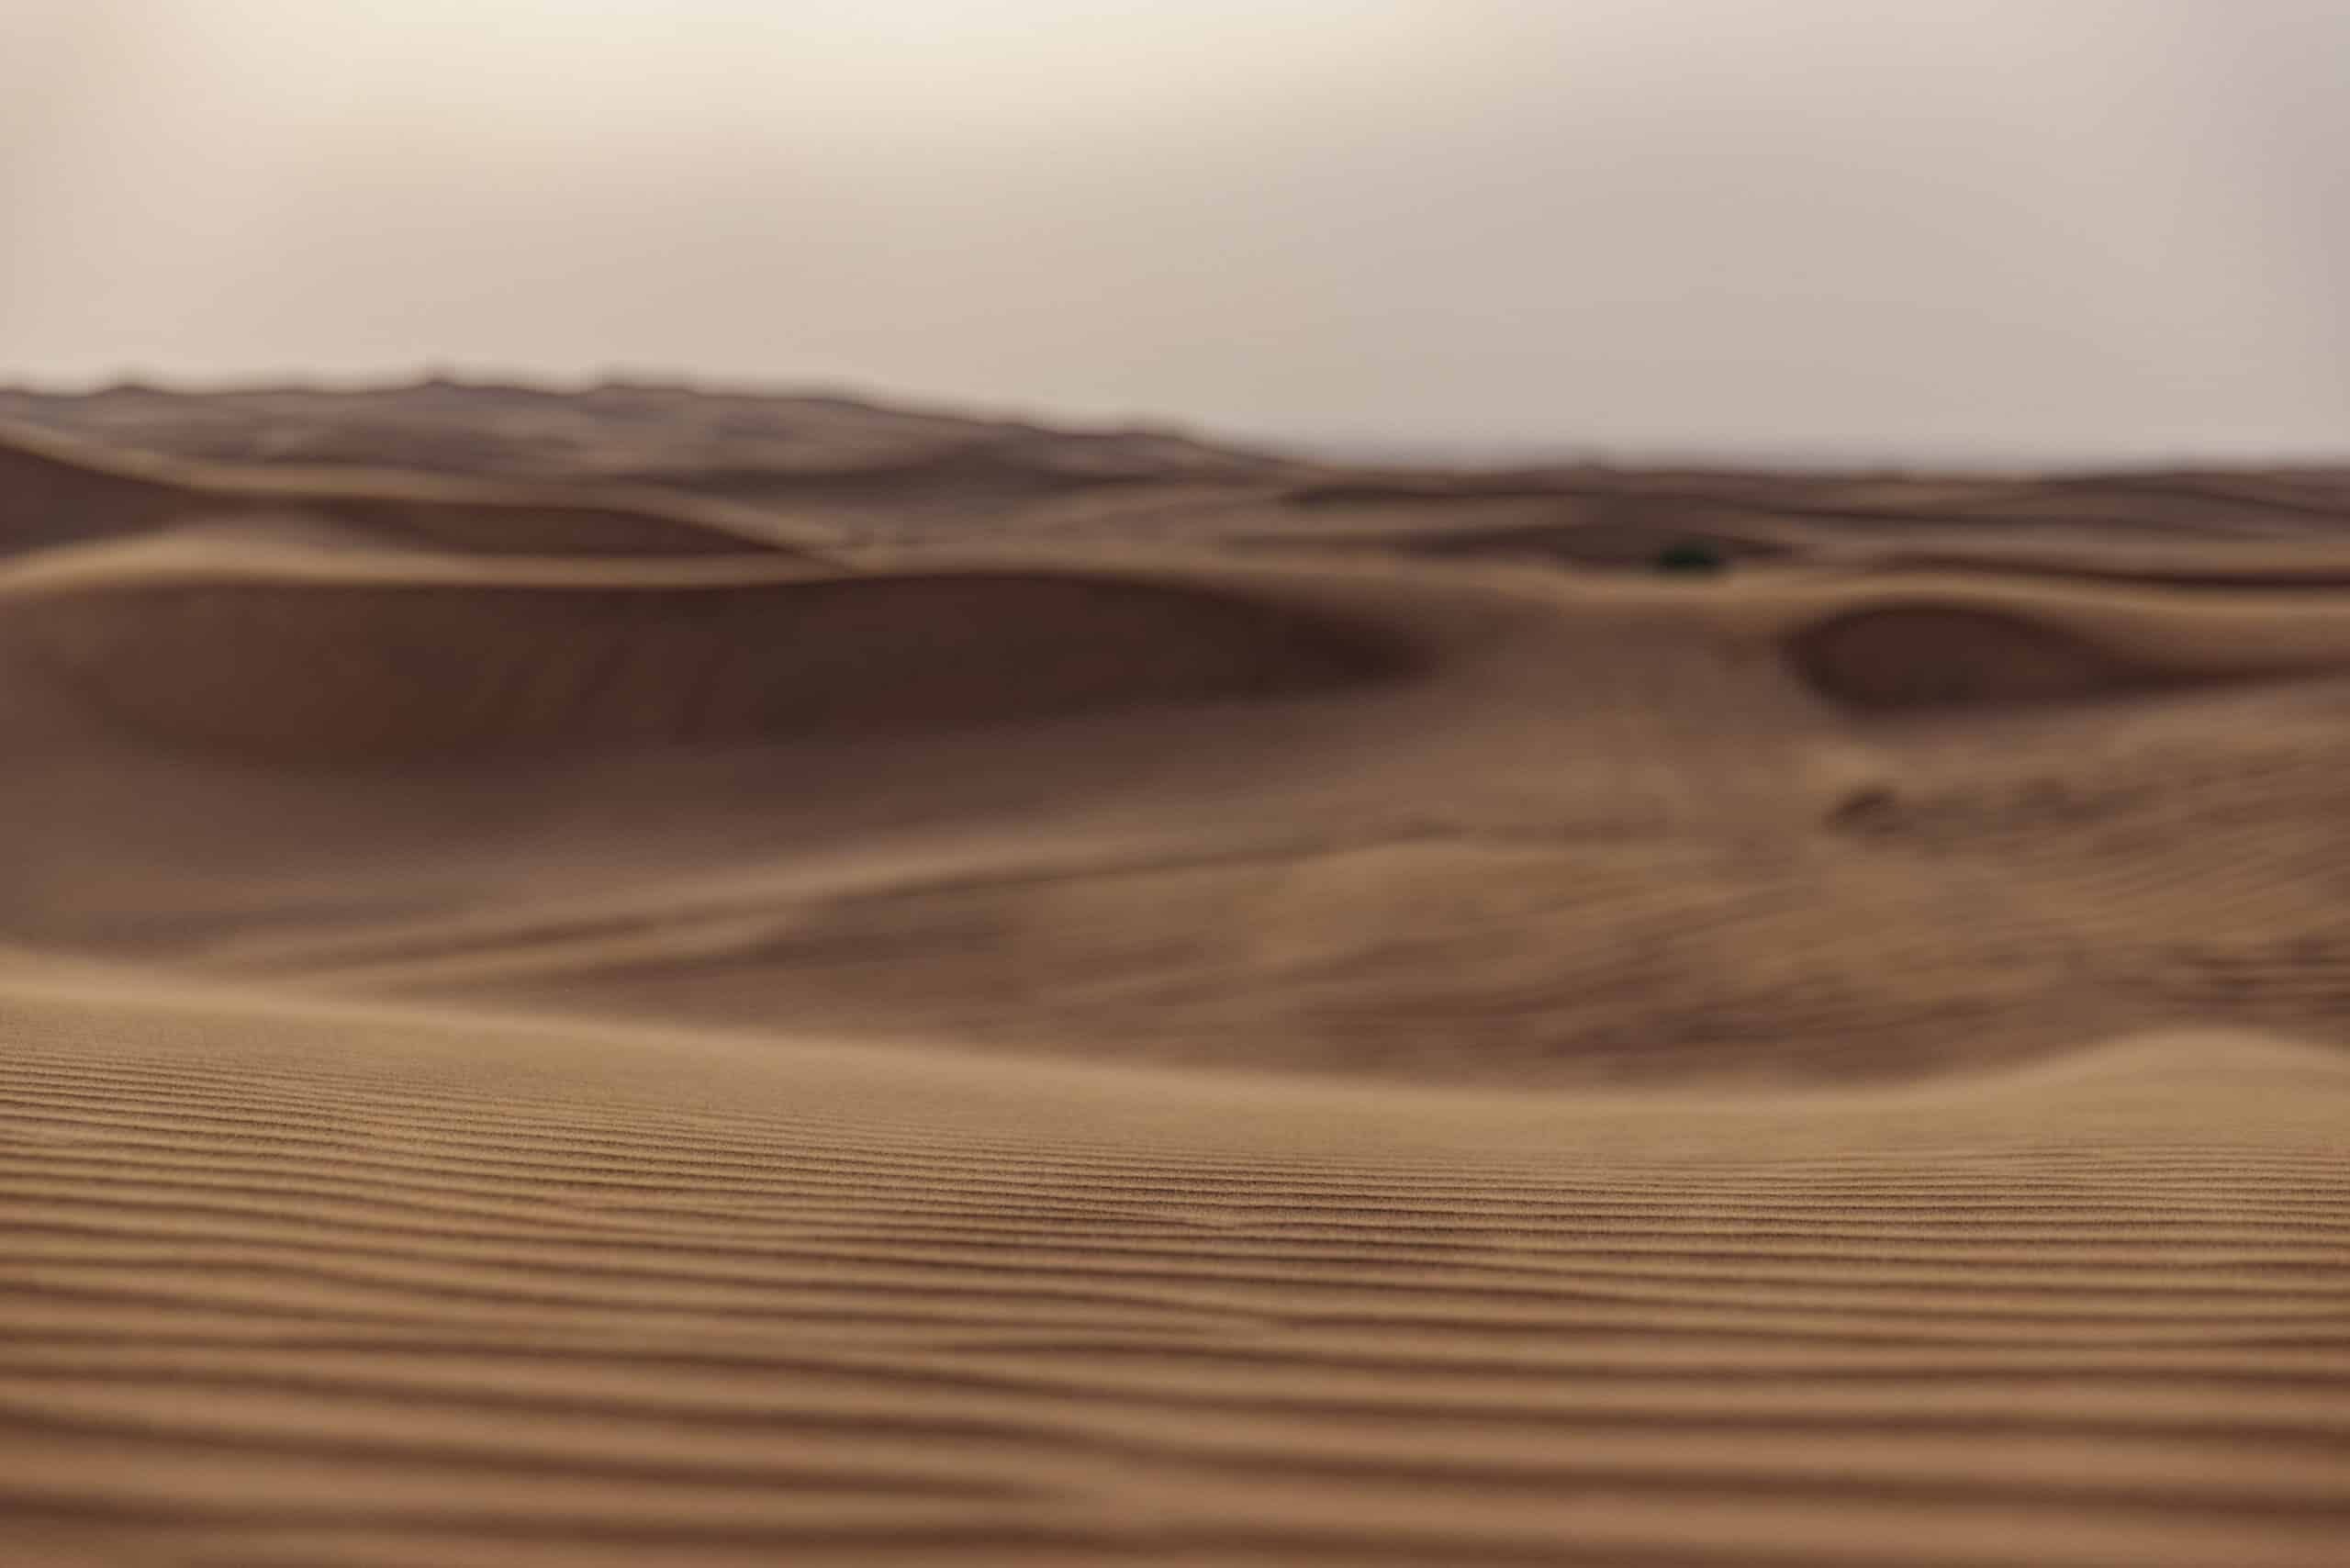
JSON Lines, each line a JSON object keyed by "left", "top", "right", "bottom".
{"left": 4, "top": 385, "right": 2349, "bottom": 1566}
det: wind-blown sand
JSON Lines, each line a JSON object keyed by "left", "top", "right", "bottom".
{"left": 3, "top": 386, "right": 2347, "bottom": 1565}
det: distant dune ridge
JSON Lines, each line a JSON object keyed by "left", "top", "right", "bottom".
{"left": 3, "top": 379, "right": 2349, "bottom": 1566}
{"left": 0, "top": 411, "right": 834, "bottom": 559}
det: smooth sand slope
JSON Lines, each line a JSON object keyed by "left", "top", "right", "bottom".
{"left": 3, "top": 389, "right": 2349, "bottom": 1566}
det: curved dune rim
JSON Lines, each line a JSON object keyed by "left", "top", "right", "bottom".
{"left": 0, "top": 528, "right": 848, "bottom": 594}
{"left": 6, "top": 558, "right": 1446, "bottom": 629}
{"left": 0, "top": 537, "right": 1474, "bottom": 617}
{"left": 0, "top": 535, "right": 1516, "bottom": 644}
{"left": 1850, "top": 545, "right": 2350, "bottom": 592}
{"left": 0, "top": 417, "right": 837, "bottom": 556}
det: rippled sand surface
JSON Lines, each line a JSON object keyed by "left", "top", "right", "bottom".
{"left": 5, "top": 385, "right": 2348, "bottom": 1566}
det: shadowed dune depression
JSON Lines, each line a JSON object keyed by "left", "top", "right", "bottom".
{"left": 0, "top": 565, "right": 1416, "bottom": 762}
{"left": 5, "top": 388, "right": 2350, "bottom": 1567}
{"left": 1782, "top": 599, "right": 2344, "bottom": 712}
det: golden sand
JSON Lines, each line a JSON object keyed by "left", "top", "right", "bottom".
{"left": 3, "top": 391, "right": 2346, "bottom": 1565}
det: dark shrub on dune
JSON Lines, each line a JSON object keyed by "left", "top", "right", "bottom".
{"left": 1655, "top": 540, "right": 1728, "bottom": 577}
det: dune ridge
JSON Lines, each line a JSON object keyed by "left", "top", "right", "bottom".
{"left": 20, "top": 379, "right": 2350, "bottom": 557}
{"left": 0, "top": 419, "right": 831, "bottom": 561}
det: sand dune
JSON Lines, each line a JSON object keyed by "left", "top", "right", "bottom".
{"left": 0, "top": 556, "right": 1410, "bottom": 763}
{"left": 1785, "top": 599, "right": 2316, "bottom": 711}
{"left": 3, "top": 980, "right": 2345, "bottom": 1568}
{"left": 21, "top": 377, "right": 2350, "bottom": 554}
{"left": 0, "top": 381, "right": 1307, "bottom": 543}
{"left": 13, "top": 540, "right": 2350, "bottom": 1084}
{"left": 5, "top": 388, "right": 2349, "bottom": 1565}
{"left": 0, "top": 419, "right": 828, "bottom": 560}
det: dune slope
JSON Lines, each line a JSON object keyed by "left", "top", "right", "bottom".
{"left": 0, "top": 563, "right": 1412, "bottom": 762}
{"left": 10, "top": 545, "right": 2350, "bottom": 1086}
{"left": 6, "top": 392, "right": 2350, "bottom": 1566}
{"left": 2, "top": 983, "right": 2345, "bottom": 1568}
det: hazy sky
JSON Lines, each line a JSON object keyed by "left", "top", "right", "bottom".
{"left": 5, "top": 1, "right": 2347, "bottom": 460}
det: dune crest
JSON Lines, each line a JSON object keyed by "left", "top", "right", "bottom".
{"left": 0, "top": 418, "right": 830, "bottom": 560}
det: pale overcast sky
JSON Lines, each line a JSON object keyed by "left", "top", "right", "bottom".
{"left": 3, "top": 1, "right": 2346, "bottom": 460}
